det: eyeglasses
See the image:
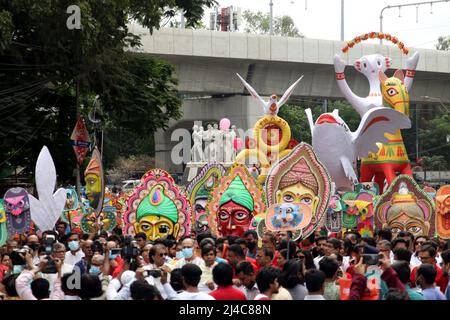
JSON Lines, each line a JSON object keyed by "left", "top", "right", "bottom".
{"left": 415, "top": 241, "right": 425, "bottom": 245}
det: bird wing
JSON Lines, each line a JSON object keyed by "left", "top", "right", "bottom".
{"left": 351, "top": 106, "right": 411, "bottom": 158}
{"left": 277, "top": 76, "right": 304, "bottom": 109}
{"left": 236, "top": 73, "right": 267, "bottom": 111}
{"left": 305, "top": 108, "right": 314, "bottom": 137}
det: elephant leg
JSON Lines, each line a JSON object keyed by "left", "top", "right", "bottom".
{"left": 359, "top": 165, "right": 373, "bottom": 183}
{"left": 374, "top": 172, "right": 386, "bottom": 193}
{"left": 401, "top": 164, "right": 413, "bottom": 177}
{"left": 384, "top": 165, "right": 398, "bottom": 186}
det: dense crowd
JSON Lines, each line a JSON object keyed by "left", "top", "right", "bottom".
{"left": 0, "top": 222, "right": 449, "bottom": 301}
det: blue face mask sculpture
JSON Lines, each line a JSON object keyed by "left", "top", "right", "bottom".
{"left": 271, "top": 203, "right": 303, "bottom": 229}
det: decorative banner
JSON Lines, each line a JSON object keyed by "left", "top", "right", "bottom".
{"left": 436, "top": 185, "right": 450, "bottom": 239}
{"left": 265, "top": 142, "right": 331, "bottom": 239}
{"left": 341, "top": 191, "right": 358, "bottom": 230}
{"left": 206, "top": 164, "right": 266, "bottom": 238}
{"left": 70, "top": 117, "right": 91, "bottom": 165}
{"left": 61, "top": 188, "right": 85, "bottom": 229}
{"left": 186, "top": 163, "right": 226, "bottom": 235}
{"left": 123, "top": 168, "right": 192, "bottom": 241}
{"left": 326, "top": 195, "right": 343, "bottom": 233}
{"left": 84, "top": 147, "right": 104, "bottom": 217}
{"left": 0, "top": 200, "right": 8, "bottom": 246}
{"left": 374, "top": 175, "right": 435, "bottom": 238}
{"left": 28, "top": 146, "right": 67, "bottom": 232}
{"left": 342, "top": 32, "right": 409, "bottom": 55}
{"left": 265, "top": 202, "right": 312, "bottom": 232}
{"left": 4, "top": 187, "right": 31, "bottom": 235}
{"left": 81, "top": 207, "right": 116, "bottom": 234}
{"left": 355, "top": 191, "right": 376, "bottom": 237}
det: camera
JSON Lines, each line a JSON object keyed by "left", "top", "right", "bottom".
{"left": 121, "top": 236, "right": 140, "bottom": 271}
{"left": 10, "top": 250, "right": 27, "bottom": 266}
{"left": 362, "top": 254, "right": 382, "bottom": 266}
{"left": 43, "top": 235, "right": 56, "bottom": 255}
{"left": 144, "top": 269, "right": 161, "bottom": 278}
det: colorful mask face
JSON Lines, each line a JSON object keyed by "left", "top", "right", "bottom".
{"left": 81, "top": 207, "right": 116, "bottom": 234}
{"left": 341, "top": 191, "right": 358, "bottom": 230}
{"left": 123, "top": 169, "right": 191, "bottom": 241}
{"left": 84, "top": 148, "right": 104, "bottom": 214}
{"left": 435, "top": 185, "right": 450, "bottom": 239}
{"left": 187, "top": 163, "right": 226, "bottom": 235}
{"left": 265, "top": 143, "right": 331, "bottom": 239}
{"left": 375, "top": 175, "right": 435, "bottom": 238}
{"left": 207, "top": 164, "right": 266, "bottom": 238}
{"left": 64, "top": 189, "right": 79, "bottom": 212}
{"left": 4, "top": 187, "right": 31, "bottom": 235}
{"left": 0, "top": 200, "right": 8, "bottom": 246}
{"left": 266, "top": 203, "right": 312, "bottom": 232}
{"left": 355, "top": 192, "right": 375, "bottom": 237}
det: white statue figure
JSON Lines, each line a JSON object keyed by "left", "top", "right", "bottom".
{"left": 223, "top": 127, "right": 234, "bottom": 162}
{"left": 191, "top": 125, "right": 203, "bottom": 163}
{"left": 230, "top": 125, "right": 237, "bottom": 161}
{"left": 236, "top": 74, "right": 303, "bottom": 116}
{"left": 213, "top": 123, "right": 223, "bottom": 162}
{"left": 203, "top": 124, "right": 213, "bottom": 162}
{"left": 198, "top": 126, "right": 205, "bottom": 161}
{"left": 333, "top": 52, "right": 419, "bottom": 117}
{"left": 305, "top": 107, "right": 410, "bottom": 192}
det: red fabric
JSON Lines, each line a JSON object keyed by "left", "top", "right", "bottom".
{"left": 209, "top": 285, "right": 247, "bottom": 300}
{"left": 231, "top": 257, "right": 259, "bottom": 278}
{"left": 348, "top": 273, "right": 367, "bottom": 300}
{"left": 0, "top": 265, "right": 9, "bottom": 282}
{"left": 381, "top": 267, "right": 406, "bottom": 292}
{"left": 411, "top": 263, "right": 447, "bottom": 293}
{"left": 111, "top": 256, "right": 124, "bottom": 278}
{"left": 272, "top": 251, "right": 281, "bottom": 268}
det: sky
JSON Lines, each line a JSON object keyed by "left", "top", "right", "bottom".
{"left": 200, "top": 0, "right": 450, "bottom": 49}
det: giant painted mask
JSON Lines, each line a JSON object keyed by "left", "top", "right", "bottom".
{"left": 187, "top": 163, "right": 225, "bottom": 234}
{"left": 4, "top": 187, "right": 31, "bottom": 235}
{"left": 374, "top": 175, "right": 435, "bottom": 238}
{"left": 124, "top": 169, "right": 191, "bottom": 241}
{"left": 265, "top": 143, "right": 331, "bottom": 239}
{"left": 436, "top": 185, "right": 450, "bottom": 239}
{"left": 84, "top": 148, "right": 104, "bottom": 215}
{"left": 207, "top": 164, "right": 266, "bottom": 238}
{"left": 325, "top": 195, "right": 343, "bottom": 233}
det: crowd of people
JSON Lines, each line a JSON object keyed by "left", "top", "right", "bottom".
{"left": 1, "top": 221, "right": 449, "bottom": 301}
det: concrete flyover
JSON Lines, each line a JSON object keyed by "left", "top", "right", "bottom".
{"left": 131, "top": 26, "right": 450, "bottom": 175}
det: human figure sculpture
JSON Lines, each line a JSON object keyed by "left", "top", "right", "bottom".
{"left": 230, "top": 125, "right": 237, "bottom": 161}
{"left": 191, "top": 125, "right": 203, "bottom": 163}
{"left": 213, "top": 123, "right": 223, "bottom": 162}
{"left": 203, "top": 124, "right": 213, "bottom": 162}
{"left": 223, "top": 128, "right": 234, "bottom": 162}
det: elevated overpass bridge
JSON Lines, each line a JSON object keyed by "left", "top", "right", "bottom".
{"left": 131, "top": 26, "right": 450, "bottom": 174}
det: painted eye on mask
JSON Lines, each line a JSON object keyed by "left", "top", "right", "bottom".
{"left": 219, "top": 211, "right": 230, "bottom": 221}
{"left": 300, "top": 197, "right": 312, "bottom": 205}
{"left": 141, "top": 224, "right": 151, "bottom": 231}
{"left": 387, "top": 88, "right": 397, "bottom": 96}
{"left": 391, "top": 227, "right": 401, "bottom": 234}
{"left": 407, "top": 226, "right": 422, "bottom": 234}
{"left": 158, "top": 225, "right": 170, "bottom": 233}
{"left": 283, "top": 194, "right": 294, "bottom": 202}
{"left": 234, "top": 211, "right": 249, "bottom": 221}
{"left": 361, "top": 208, "right": 368, "bottom": 215}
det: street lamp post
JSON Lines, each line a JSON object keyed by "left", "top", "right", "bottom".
{"left": 269, "top": 0, "right": 274, "bottom": 35}
{"left": 341, "top": 0, "right": 344, "bottom": 41}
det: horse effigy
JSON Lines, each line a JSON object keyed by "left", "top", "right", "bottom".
{"left": 374, "top": 175, "right": 435, "bottom": 238}
{"left": 234, "top": 74, "right": 303, "bottom": 185}
{"left": 206, "top": 163, "right": 266, "bottom": 238}
{"left": 123, "top": 168, "right": 192, "bottom": 241}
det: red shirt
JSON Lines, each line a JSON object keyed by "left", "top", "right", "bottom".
{"left": 272, "top": 250, "right": 281, "bottom": 268}
{"left": 209, "top": 285, "right": 247, "bottom": 300}
{"left": 411, "top": 263, "right": 447, "bottom": 293}
{"left": 111, "top": 256, "right": 124, "bottom": 278}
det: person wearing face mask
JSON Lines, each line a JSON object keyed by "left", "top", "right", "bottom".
{"left": 65, "top": 233, "right": 84, "bottom": 267}
{"left": 175, "top": 238, "right": 204, "bottom": 269}
{"left": 26, "top": 235, "right": 41, "bottom": 265}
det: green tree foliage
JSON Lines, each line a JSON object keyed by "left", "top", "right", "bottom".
{"left": 0, "top": 0, "right": 215, "bottom": 183}
{"left": 419, "top": 111, "right": 450, "bottom": 168}
{"left": 436, "top": 35, "right": 450, "bottom": 50}
{"left": 242, "top": 10, "right": 303, "bottom": 37}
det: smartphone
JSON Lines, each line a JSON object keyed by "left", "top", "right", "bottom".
{"left": 110, "top": 248, "right": 121, "bottom": 256}
{"left": 362, "top": 254, "right": 379, "bottom": 266}
{"left": 145, "top": 270, "right": 161, "bottom": 278}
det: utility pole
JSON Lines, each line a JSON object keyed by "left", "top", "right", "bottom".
{"left": 341, "top": 0, "right": 344, "bottom": 41}
{"left": 269, "top": 0, "right": 274, "bottom": 35}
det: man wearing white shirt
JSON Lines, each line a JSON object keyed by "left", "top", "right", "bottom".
{"left": 64, "top": 233, "right": 84, "bottom": 267}
{"left": 176, "top": 264, "right": 215, "bottom": 300}
{"left": 175, "top": 238, "right": 204, "bottom": 269}
{"left": 304, "top": 269, "right": 326, "bottom": 300}
{"left": 313, "top": 236, "right": 328, "bottom": 269}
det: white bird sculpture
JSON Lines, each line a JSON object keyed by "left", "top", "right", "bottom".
{"left": 236, "top": 73, "right": 303, "bottom": 116}
{"left": 305, "top": 107, "right": 411, "bottom": 192}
